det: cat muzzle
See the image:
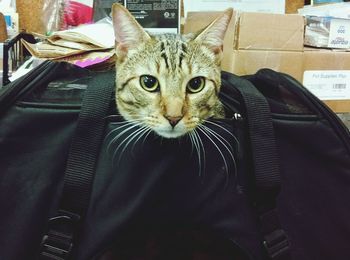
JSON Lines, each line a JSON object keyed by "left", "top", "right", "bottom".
{"left": 165, "top": 115, "right": 183, "bottom": 128}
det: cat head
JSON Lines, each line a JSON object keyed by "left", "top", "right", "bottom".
{"left": 112, "top": 4, "right": 232, "bottom": 138}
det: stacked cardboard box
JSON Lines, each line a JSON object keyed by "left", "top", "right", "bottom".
{"left": 183, "top": 11, "right": 236, "bottom": 73}
{"left": 303, "top": 49, "right": 350, "bottom": 112}
{"left": 184, "top": 11, "right": 304, "bottom": 81}
{"left": 184, "top": 11, "right": 350, "bottom": 113}
{"left": 231, "top": 12, "right": 304, "bottom": 81}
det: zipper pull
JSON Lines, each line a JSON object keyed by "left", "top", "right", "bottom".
{"left": 233, "top": 113, "right": 243, "bottom": 121}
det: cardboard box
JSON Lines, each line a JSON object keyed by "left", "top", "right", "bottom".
{"left": 184, "top": 11, "right": 304, "bottom": 80}
{"left": 183, "top": 11, "right": 237, "bottom": 73}
{"left": 237, "top": 12, "right": 305, "bottom": 51}
{"left": 16, "top": 0, "right": 46, "bottom": 34}
{"left": 184, "top": 11, "right": 349, "bottom": 112}
{"left": 183, "top": 0, "right": 286, "bottom": 16}
{"left": 184, "top": 11, "right": 305, "bottom": 51}
{"left": 303, "top": 50, "right": 350, "bottom": 70}
{"left": 285, "top": 0, "right": 304, "bottom": 14}
{"left": 231, "top": 50, "right": 303, "bottom": 81}
{"left": 303, "top": 50, "right": 350, "bottom": 112}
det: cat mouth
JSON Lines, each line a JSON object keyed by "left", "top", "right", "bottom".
{"left": 151, "top": 118, "right": 199, "bottom": 139}
{"left": 154, "top": 127, "right": 188, "bottom": 139}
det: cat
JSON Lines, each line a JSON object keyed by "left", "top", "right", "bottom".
{"left": 111, "top": 3, "right": 232, "bottom": 139}
{"left": 100, "top": 8, "right": 238, "bottom": 259}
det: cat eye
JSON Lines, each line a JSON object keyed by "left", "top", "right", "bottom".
{"left": 187, "top": 77, "right": 205, "bottom": 93}
{"left": 140, "top": 75, "right": 160, "bottom": 92}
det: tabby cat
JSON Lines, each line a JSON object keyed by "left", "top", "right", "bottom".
{"left": 101, "top": 6, "right": 237, "bottom": 259}
{"left": 112, "top": 3, "right": 232, "bottom": 139}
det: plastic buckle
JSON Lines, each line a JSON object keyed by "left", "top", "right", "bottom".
{"left": 39, "top": 210, "right": 80, "bottom": 260}
{"left": 263, "top": 229, "right": 290, "bottom": 259}
{"left": 40, "top": 234, "right": 73, "bottom": 260}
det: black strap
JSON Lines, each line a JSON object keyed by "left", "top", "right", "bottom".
{"left": 233, "top": 76, "right": 290, "bottom": 260}
{"left": 39, "top": 70, "right": 115, "bottom": 260}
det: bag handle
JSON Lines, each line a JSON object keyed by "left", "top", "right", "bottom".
{"left": 232, "top": 75, "right": 291, "bottom": 260}
{"left": 38, "top": 69, "right": 115, "bottom": 260}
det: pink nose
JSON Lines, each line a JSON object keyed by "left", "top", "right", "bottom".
{"left": 165, "top": 116, "right": 182, "bottom": 128}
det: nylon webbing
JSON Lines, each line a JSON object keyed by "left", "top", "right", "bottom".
{"left": 232, "top": 76, "right": 290, "bottom": 260}
{"left": 233, "top": 77, "right": 280, "bottom": 195}
{"left": 60, "top": 71, "right": 115, "bottom": 215}
{"left": 39, "top": 70, "right": 115, "bottom": 259}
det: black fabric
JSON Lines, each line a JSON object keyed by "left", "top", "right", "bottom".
{"left": 78, "top": 117, "right": 262, "bottom": 260}
{"left": 0, "top": 62, "right": 89, "bottom": 260}
{"left": 39, "top": 71, "right": 115, "bottom": 259}
{"left": 229, "top": 76, "right": 281, "bottom": 196}
{"left": 229, "top": 76, "right": 290, "bottom": 260}
{"left": 243, "top": 69, "right": 350, "bottom": 260}
{"left": 0, "top": 62, "right": 350, "bottom": 260}
{"left": 0, "top": 61, "right": 88, "bottom": 113}
{"left": 60, "top": 71, "right": 115, "bottom": 215}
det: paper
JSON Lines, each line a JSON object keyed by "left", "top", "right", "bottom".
{"left": 303, "top": 70, "right": 350, "bottom": 100}
{"left": 56, "top": 50, "right": 115, "bottom": 68}
{"left": 51, "top": 23, "right": 115, "bottom": 48}
{"left": 22, "top": 40, "right": 85, "bottom": 59}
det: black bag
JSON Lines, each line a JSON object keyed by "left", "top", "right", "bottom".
{"left": 0, "top": 61, "right": 349, "bottom": 260}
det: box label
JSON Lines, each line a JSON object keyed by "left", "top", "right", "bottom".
{"left": 328, "top": 19, "right": 350, "bottom": 49}
{"left": 303, "top": 70, "right": 350, "bottom": 100}
{"left": 126, "top": 0, "right": 180, "bottom": 34}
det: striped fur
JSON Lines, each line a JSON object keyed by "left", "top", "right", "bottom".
{"left": 112, "top": 4, "right": 232, "bottom": 138}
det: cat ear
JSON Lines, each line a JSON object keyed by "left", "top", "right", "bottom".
{"left": 194, "top": 8, "right": 233, "bottom": 54}
{"left": 112, "top": 4, "right": 150, "bottom": 57}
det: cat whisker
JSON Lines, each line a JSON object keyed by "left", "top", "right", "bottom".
{"left": 105, "top": 119, "right": 142, "bottom": 139}
{"left": 204, "top": 119, "right": 240, "bottom": 156}
{"left": 200, "top": 124, "right": 234, "bottom": 152}
{"left": 106, "top": 122, "right": 140, "bottom": 149}
{"left": 105, "top": 123, "right": 132, "bottom": 141}
{"left": 188, "top": 132, "right": 198, "bottom": 174}
{"left": 106, "top": 122, "right": 143, "bottom": 154}
{"left": 103, "top": 115, "right": 123, "bottom": 120}
{"left": 141, "top": 128, "right": 154, "bottom": 147}
{"left": 113, "top": 125, "right": 149, "bottom": 166}
{"left": 200, "top": 124, "right": 237, "bottom": 176}
{"left": 197, "top": 125, "right": 230, "bottom": 177}
{"left": 196, "top": 129, "right": 206, "bottom": 176}
{"left": 189, "top": 129, "right": 205, "bottom": 176}
{"left": 132, "top": 126, "right": 153, "bottom": 152}
{"left": 204, "top": 119, "right": 240, "bottom": 147}
{"left": 108, "top": 121, "right": 131, "bottom": 125}
{"left": 188, "top": 132, "right": 195, "bottom": 156}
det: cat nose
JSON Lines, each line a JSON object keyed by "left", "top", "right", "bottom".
{"left": 165, "top": 115, "right": 182, "bottom": 128}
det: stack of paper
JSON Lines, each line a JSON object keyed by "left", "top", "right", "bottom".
{"left": 22, "top": 22, "right": 115, "bottom": 69}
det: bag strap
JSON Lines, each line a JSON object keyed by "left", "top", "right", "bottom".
{"left": 232, "top": 76, "right": 290, "bottom": 260}
{"left": 38, "top": 70, "right": 115, "bottom": 260}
